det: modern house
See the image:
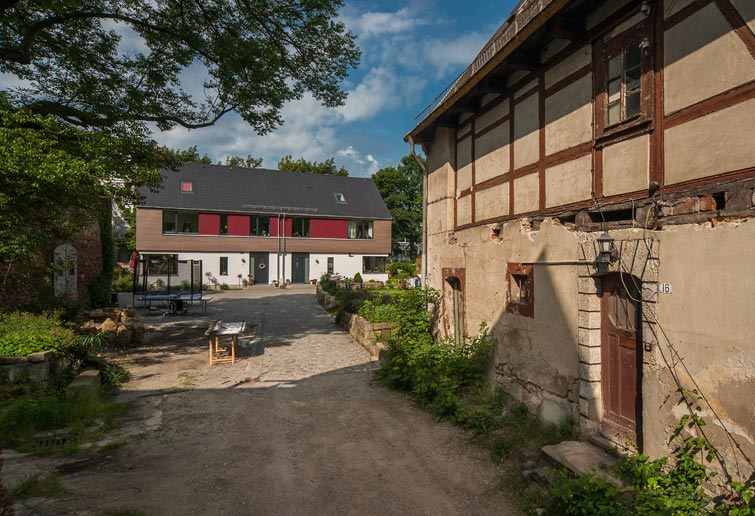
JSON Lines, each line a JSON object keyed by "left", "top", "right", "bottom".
{"left": 406, "top": 0, "right": 755, "bottom": 483}
{"left": 135, "top": 164, "right": 392, "bottom": 285}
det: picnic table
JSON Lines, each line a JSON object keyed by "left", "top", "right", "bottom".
{"left": 138, "top": 292, "right": 213, "bottom": 315}
{"left": 204, "top": 320, "right": 246, "bottom": 365}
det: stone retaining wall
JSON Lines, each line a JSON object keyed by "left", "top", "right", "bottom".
{"left": 0, "top": 351, "right": 54, "bottom": 384}
{"left": 315, "top": 285, "right": 396, "bottom": 359}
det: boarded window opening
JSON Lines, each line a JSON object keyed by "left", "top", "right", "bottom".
{"left": 506, "top": 263, "right": 534, "bottom": 317}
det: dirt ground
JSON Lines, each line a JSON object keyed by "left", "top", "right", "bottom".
{"left": 3, "top": 287, "right": 519, "bottom": 516}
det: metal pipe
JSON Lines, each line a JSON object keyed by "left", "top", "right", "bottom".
{"left": 276, "top": 214, "right": 282, "bottom": 285}
{"left": 282, "top": 214, "right": 287, "bottom": 285}
{"left": 408, "top": 135, "right": 428, "bottom": 287}
{"left": 520, "top": 260, "right": 594, "bottom": 266}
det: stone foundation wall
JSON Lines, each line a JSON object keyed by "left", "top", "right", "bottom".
{"left": 0, "top": 351, "right": 54, "bottom": 384}
{"left": 338, "top": 312, "right": 395, "bottom": 359}
{"left": 315, "top": 285, "right": 336, "bottom": 311}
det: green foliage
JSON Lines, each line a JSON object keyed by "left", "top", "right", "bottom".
{"left": 1, "top": 1, "right": 360, "bottom": 133}
{"left": 0, "top": 312, "right": 77, "bottom": 357}
{"left": 10, "top": 474, "right": 70, "bottom": 500}
{"left": 543, "top": 404, "right": 755, "bottom": 516}
{"left": 319, "top": 274, "right": 338, "bottom": 295}
{"left": 88, "top": 211, "right": 115, "bottom": 308}
{"left": 112, "top": 271, "right": 134, "bottom": 292}
{"left": 218, "top": 155, "right": 263, "bottom": 168}
{"left": 0, "top": 94, "right": 169, "bottom": 266}
{"left": 387, "top": 261, "right": 417, "bottom": 279}
{"left": 0, "top": 391, "right": 128, "bottom": 452}
{"left": 219, "top": 283, "right": 230, "bottom": 290}
{"left": 168, "top": 145, "right": 213, "bottom": 164}
{"left": 372, "top": 155, "right": 424, "bottom": 258}
{"left": 353, "top": 272, "right": 363, "bottom": 284}
{"left": 277, "top": 155, "right": 349, "bottom": 176}
{"left": 378, "top": 288, "right": 495, "bottom": 423}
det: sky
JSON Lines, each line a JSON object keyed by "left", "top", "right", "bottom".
{"left": 152, "top": 0, "right": 519, "bottom": 177}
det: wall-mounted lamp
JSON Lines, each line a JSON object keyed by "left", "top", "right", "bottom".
{"left": 596, "top": 232, "right": 617, "bottom": 264}
{"left": 315, "top": 259, "right": 319, "bottom": 264}
{"left": 241, "top": 258, "right": 246, "bottom": 264}
{"left": 348, "top": 253, "right": 354, "bottom": 257}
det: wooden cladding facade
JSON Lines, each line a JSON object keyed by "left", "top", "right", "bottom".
{"left": 135, "top": 208, "right": 391, "bottom": 255}
{"left": 439, "top": 0, "right": 755, "bottom": 231}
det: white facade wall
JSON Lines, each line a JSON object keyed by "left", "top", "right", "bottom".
{"left": 146, "top": 251, "right": 388, "bottom": 285}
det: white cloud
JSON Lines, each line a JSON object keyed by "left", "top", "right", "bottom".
{"left": 342, "top": 7, "right": 427, "bottom": 38}
{"left": 421, "top": 31, "right": 490, "bottom": 78}
{"left": 337, "top": 146, "right": 380, "bottom": 175}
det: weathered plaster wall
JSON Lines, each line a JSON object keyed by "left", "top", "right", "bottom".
{"left": 665, "top": 97, "right": 755, "bottom": 184}
{"left": 602, "top": 134, "right": 649, "bottom": 196}
{"left": 513, "top": 91, "right": 540, "bottom": 169}
{"left": 514, "top": 173, "right": 540, "bottom": 214}
{"left": 646, "top": 219, "right": 755, "bottom": 480}
{"left": 545, "top": 154, "right": 592, "bottom": 208}
{"left": 664, "top": 2, "right": 755, "bottom": 114}
{"left": 544, "top": 74, "right": 593, "bottom": 156}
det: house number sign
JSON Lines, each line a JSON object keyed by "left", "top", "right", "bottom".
{"left": 660, "top": 282, "right": 673, "bottom": 294}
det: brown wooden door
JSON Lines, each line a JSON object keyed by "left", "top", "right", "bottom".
{"left": 601, "top": 273, "right": 642, "bottom": 446}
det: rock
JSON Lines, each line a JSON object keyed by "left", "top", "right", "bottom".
{"left": 122, "top": 308, "right": 137, "bottom": 318}
{"left": 88, "top": 308, "right": 105, "bottom": 319}
{"left": 66, "top": 369, "right": 101, "bottom": 399}
{"left": 99, "top": 317, "right": 118, "bottom": 333}
{"left": 115, "top": 325, "right": 133, "bottom": 346}
{"left": 522, "top": 467, "right": 549, "bottom": 484}
{"left": 26, "top": 351, "right": 52, "bottom": 363}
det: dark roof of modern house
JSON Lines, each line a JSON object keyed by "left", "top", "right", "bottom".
{"left": 139, "top": 163, "right": 392, "bottom": 220}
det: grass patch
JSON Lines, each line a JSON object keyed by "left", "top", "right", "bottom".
{"left": 101, "top": 440, "right": 127, "bottom": 451}
{"left": 10, "top": 474, "right": 71, "bottom": 500}
{"left": 0, "top": 391, "right": 129, "bottom": 453}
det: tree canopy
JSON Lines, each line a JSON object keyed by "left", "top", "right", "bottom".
{"left": 1, "top": 0, "right": 360, "bottom": 133}
{"left": 277, "top": 155, "right": 349, "bottom": 176}
{"left": 0, "top": 96, "right": 172, "bottom": 266}
{"left": 168, "top": 146, "right": 263, "bottom": 168}
{"left": 372, "top": 155, "right": 423, "bottom": 259}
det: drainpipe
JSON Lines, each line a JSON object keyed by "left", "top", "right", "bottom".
{"left": 408, "top": 135, "right": 428, "bottom": 287}
{"left": 282, "top": 214, "right": 287, "bottom": 285}
{"left": 276, "top": 214, "right": 282, "bottom": 285}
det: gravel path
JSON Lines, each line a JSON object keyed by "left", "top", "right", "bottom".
{"left": 3, "top": 287, "right": 518, "bottom": 516}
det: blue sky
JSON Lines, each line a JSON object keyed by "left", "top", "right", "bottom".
{"left": 153, "top": 0, "right": 519, "bottom": 177}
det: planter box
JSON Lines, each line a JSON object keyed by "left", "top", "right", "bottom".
{"left": 338, "top": 312, "right": 396, "bottom": 359}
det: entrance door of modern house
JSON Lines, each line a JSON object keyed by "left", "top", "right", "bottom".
{"left": 601, "top": 273, "right": 642, "bottom": 446}
{"left": 249, "top": 253, "right": 269, "bottom": 285}
{"left": 291, "top": 253, "right": 309, "bottom": 284}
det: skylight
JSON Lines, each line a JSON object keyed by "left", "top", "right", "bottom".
{"left": 334, "top": 192, "right": 346, "bottom": 203}
{"left": 181, "top": 180, "right": 193, "bottom": 193}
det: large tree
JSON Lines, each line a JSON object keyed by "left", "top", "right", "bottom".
{"left": 0, "top": 0, "right": 360, "bottom": 132}
{"left": 0, "top": 0, "right": 359, "bottom": 267}
{"left": 277, "top": 155, "right": 349, "bottom": 176}
{"left": 372, "top": 155, "right": 423, "bottom": 259}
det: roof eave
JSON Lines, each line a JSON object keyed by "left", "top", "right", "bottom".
{"left": 405, "top": 0, "right": 571, "bottom": 144}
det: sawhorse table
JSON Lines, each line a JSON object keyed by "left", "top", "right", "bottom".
{"left": 205, "top": 320, "right": 245, "bottom": 365}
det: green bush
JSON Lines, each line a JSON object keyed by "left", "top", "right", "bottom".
{"left": 378, "top": 288, "right": 495, "bottom": 422}
{"left": 112, "top": 273, "right": 133, "bottom": 292}
{"left": 353, "top": 272, "right": 362, "bottom": 284}
{"left": 387, "top": 261, "right": 416, "bottom": 278}
{"left": 0, "top": 312, "right": 77, "bottom": 357}
{"left": 319, "top": 273, "right": 338, "bottom": 295}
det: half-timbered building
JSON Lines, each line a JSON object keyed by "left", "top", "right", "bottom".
{"left": 407, "top": 0, "right": 755, "bottom": 482}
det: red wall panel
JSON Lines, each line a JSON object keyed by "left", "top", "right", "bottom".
{"left": 227, "top": 215, "right": 250, "bottom": 236}
{"left": 269, "top": 217, "right": 292, "bottom": 237}
{"left": 310, "top": 219, "right": 348, "bottom": 238}
{"left": 199, "top": 213, "right": 220, "bottom": 235}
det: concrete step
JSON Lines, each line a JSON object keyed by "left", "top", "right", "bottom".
{"left": 542, "top": 440, "right": 623, "bottom": 485}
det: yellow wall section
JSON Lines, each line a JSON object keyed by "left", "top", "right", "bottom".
{"left": 475, "top": 182, "right": 510, "bottom": 221}
{"left": 602, "top": 134, "right": 649, "bottom": 196}
{"left": 514, "top": 93, "right": 540, "bottom": 169}
{"left": 456, "top": 136, "right": 473, "bottom": 193}
{"left": 544, "top": 45, "right": 591, "bottom": 89}
{"left": 545, "top": 74, "right": 593, "bottom": 156}
{"left": 545, "top": 155, "right": 593, "bottom": 207}
{"left": 457, "top": 195, "right": 472, "bottom": 226}
{"left": 475, "top": 126, "right": 510, "bottom": 183}
{"left": 664, "top": 3, "right": 755, "bottom": 114}
{"left": 665, "top": 97, "right": 755, "bottom": 184}
{"left": 475, "top": 99, "right": 509, "bottom": 133}
{"left": 514, "top": 173, "right": 540, "bottom": 214}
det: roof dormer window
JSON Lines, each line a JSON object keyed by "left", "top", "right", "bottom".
{"left": 334, "top": 192, "right": 346, "bottom": 203}
{"left": 181, "top": 180, "right": 193, "bottom": 193}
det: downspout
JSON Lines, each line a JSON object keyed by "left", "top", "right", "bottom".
{"left": 276, "top": 214, "right": 282, "bottom": 286}
{"left": 282, "top": 214, "right": 287, "bottom": 285}
{"left": 408, "top": 135, "right": 428, "bottom": 287}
